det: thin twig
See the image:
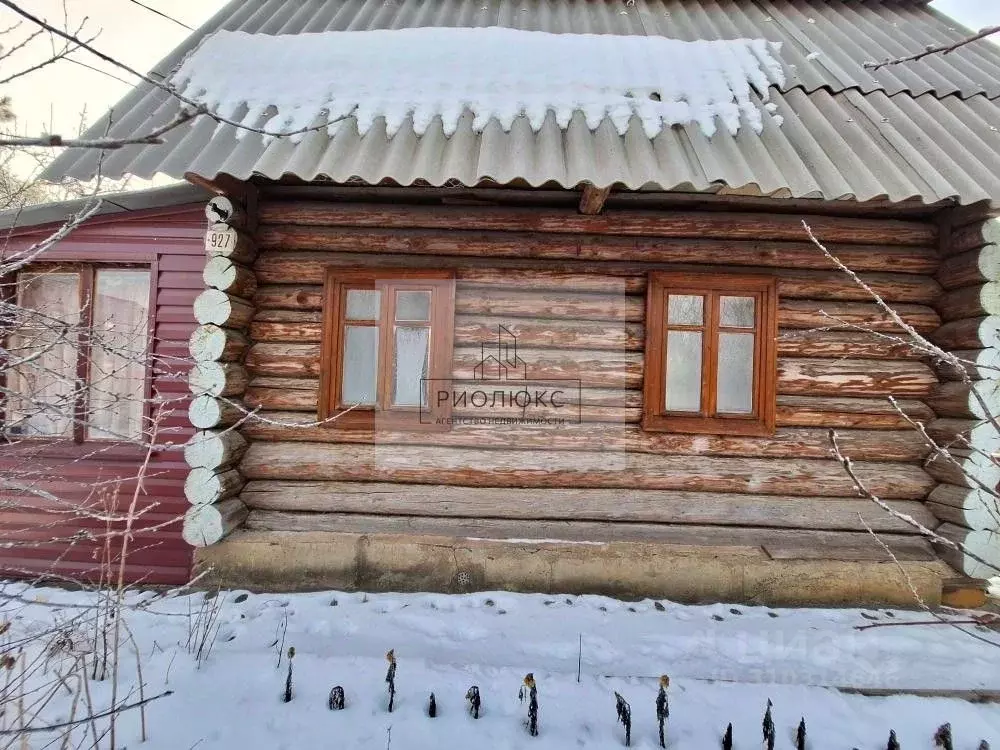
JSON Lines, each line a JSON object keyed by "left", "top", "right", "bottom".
{"left": 865, "top": 26, "right": 1000, "bottom": 69}
{"left": 829, "top": 430, "right": 999, "bottom": 576}
{"left": 0, "top": 0, "right": 342, "bottom": 140}
{"left": 0, "top": 108, "right": 204, "bottom": 149}
{"left": 855, "top": 618, "right": 997, "bottom": 631}
{"left": 0, "top": 690, "right": 174, "bottom": 735}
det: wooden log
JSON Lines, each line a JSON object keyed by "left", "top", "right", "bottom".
{"left": 777, "top": 396, "right": 933, "bottom": 429}
{"left": 258, "top": 201, "right": 937, "bottom": 246}
{"left": 926, "top": 381, "right": 1000, "bottom": 420}
{"left": 244, "top": 381, "right": 640, "bottom": 421}
{"left": 578, "top": 185, "right": 611, "bottom": 215}
{"left": 931, "top": 316, "right": 1000, "bottom": 350}
{"left": 240, "top": 388, "right": 929, "bottom": 430}
{"left": 257, "top": 225, "right": 939, "bottom": 274}
{"left": 250, "top": 313, "right": 922, "bottom": 360}
{"left": 775, "top": 271, "right": 940, "bottom": 305}
{"left": 184, "top": 429, "right": 248, "bottom": 471}
{"left": 926, "top": 418, "right": 1000, "bottom": 453}
{"left": 254, "top": 256, "right": 941, "bottom": 303}
{"left": 188, "top": 362, "right": 250, "bottom": 398}
{"left": 203, "top": 256, "right": 257, "bottom": 299}
{"left": 206, "top": 195, "right": 247, "bottom": 228}
{"left": 254, "top": 284, "right": 323, "bottom": 310}
{"left": 244, "top": 377, "right": 642, "bottom": 413}
{"left": 239, "top": 410, "right": 929, "bottom": 461}
{"left": 240, "top": 481, "right": 933, "bottom": 532}
{"left": 194, "top": 289, "right": 255, "bottom": 329}
{"left": 242, "top": 510, "right": 936, "bottom": 561}
{"left": 947, "top": 201, "right": 996, "bottom": 230}
{"left": 246, "top": 343, "right": 321, "bottom": 377}
{"left": 927, "top": 501, "right": 988, "bottom": 529}
{"left": 934, "top": 523, "right": 1000, "bottom": 578}
{"left": 486, "top": 315, "right": 639, "bottom": 352}
{"left": 250, "top": 314, "right": 324, "bottom": 344}
{"left": 777, "top": 359, "right": 936, "bottom": 397}
{"left": 937, "top": 245, "right": 1000, "bottom": 289}
{"left": 455, "top": 289, "right": 643, "bottom": 322}
{"left": 948, "top": 217, "right": 1000, "bottom": 256}
{"left": 188, "top": 394, "right": 244, "bottom": 430}
{"left": 205, "top": 223, "right": 256, "bottom": 264}
{"left": 777, "top": 330, "right": 921, "bottom": 360}
{"left": 451, "top": 347, "right": 642, "bottom": 387}
{"left": 244, "top": 378, "right": 321, "bottom": 411}
{"left": 934, "top": 348, "right": 1000, "bottom": 381}
{"left": 182, "top": 498, "right": 249, "bottom": 547}
{"left": 189, "top": 325, "right": 249, "bottom": 363}
{"left": 246, "top": 341, "right": 935, "bottom": 397}
{"left": 926, "top": 484, "right": 1000, "bottom": 530}
{"left": 936, "top": 283, "right": 1000, "bottom": 321}
{"left": 239, "top": 443, "right": 934, "bottom": 499}
{"left": 184, "top": 468, "right": 245, "bottom": 506}
{"left": 778, "top": 300, "right": 939, "bottom": 333}
{"left": 923, "top": 449, "right": 1000, "bottom": 489}
{"left": 450, "top": 289, "right": 940, "bottom": 332}
{"left": 258, "top": 183, "right": 945, "bottom": 218}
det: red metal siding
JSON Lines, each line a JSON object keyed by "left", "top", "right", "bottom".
{"left": 0, "top": 204, "right": 205, "bottom": 585}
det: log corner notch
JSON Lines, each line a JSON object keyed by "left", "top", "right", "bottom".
{"left": 183, "top": 174, "right": 258, "bottom": 548}
{"left": 578, "top": 183, "right": 611, "bottom": 215}
{"left": 927, "top": 205, "right": 1000, "bottom": 579}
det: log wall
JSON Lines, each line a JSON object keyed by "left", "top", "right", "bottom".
{"left": 228, "top": 194, "right": 952, "bottom": 561}
{"left": 181, "top": 195, "right": 256, "bottom": 547}
{"left": 927, "top": 207, "right": 1000, "bottom": 579}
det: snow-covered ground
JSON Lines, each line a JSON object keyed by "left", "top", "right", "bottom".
{"left": 2, "top": 585, "right": 999, "bottom": 749}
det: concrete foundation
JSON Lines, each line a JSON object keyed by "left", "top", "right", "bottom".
{"left": 194, "top": 530, "right": 952, "bottom": 607}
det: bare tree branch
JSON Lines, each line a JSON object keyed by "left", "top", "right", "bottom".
{"left": 0, "top": 107, "right": 204, "bottom": 149}
{"left": 865, "top": 26, "right": 1000, "bottom": 70}
{"left": 0, "top": 0, "right": 343, "bottom": 140}
{"left": 829, "top": 429, "right": 999, "bottom": 577}
{"left": 0, "top": 690, "right": 173, "bottom": 735}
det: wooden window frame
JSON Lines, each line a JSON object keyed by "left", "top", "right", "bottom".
{"left": 643, "top": 272, "right": 777, "bottom": 436}
{"left": 1, "top": 262, "right": 156, "bottom": 446}
{"left": 319, "top": 268, "right": 456, "bottom": 431}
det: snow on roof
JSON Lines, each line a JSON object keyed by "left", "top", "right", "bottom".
{"left": 169, "top": 27, "right": 785, "bottom": 141}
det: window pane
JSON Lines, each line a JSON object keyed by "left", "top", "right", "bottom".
{"left": 395, "top": 291, "right": 431, "bottom": 322}
{"left": 341, "top": 326, "right": 379, "bottom": 405}
{"left": 667, "top": 294, "right": 703, "bottom": 325}
{"left": 720, "top": 296, "right": 755, "bottom": 328}
{"left": 345, "top": 289, "right": 380, "bottom": 320}
{"left": 87, "top": 270, "right": 151, "bottom": 440}
{"left": 6, "top": 272, "right": 81, "bottom": 437}
{"left": 664, "top": 330, "right": 702, "bottom": 412}
{"left": 392, "top": 326, "right": 429, "bottom": 407}
{"left": 717, "top": 332, "right": 755, "bottom": 414}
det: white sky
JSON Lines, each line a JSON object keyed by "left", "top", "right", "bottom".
{"left": 0, "top": 0, "right": 995, "bottom": 144}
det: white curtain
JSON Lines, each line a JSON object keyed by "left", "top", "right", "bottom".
{"left": 6, "top": 272, "right": 81, "bottom": 437}
{"left": 86, "top": 270, "right": 150, "bottom": 440}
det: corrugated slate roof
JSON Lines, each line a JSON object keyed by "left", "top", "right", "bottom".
{"left": 43, "top": 0, "right": 1000, "bottom": 204}
{"left": 0, "top": 183, "right": 209, "bottom": 232}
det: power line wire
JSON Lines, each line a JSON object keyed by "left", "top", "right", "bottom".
{"left": 63, "top": 56, "right": 134, "bottom": 87}
{"left": 125, "top": 0, "right": 193, "bottom": 31}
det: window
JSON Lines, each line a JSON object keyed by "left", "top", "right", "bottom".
{"left": 643, "top": 272, "right": 776, "bottom": 436}
{"left": 4, "top": 266, "right": 151, "bottom": 442}
{"left": 319, "top": 269, "right": 455, "bottom": 429}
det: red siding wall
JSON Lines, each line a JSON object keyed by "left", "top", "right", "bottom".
{"left": 0, "top": 203, "right": 205, "bottom": 585}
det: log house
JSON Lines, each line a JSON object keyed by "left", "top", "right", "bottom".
{"left": 39, "top": 0, "right": 1000, "bottom": 604}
